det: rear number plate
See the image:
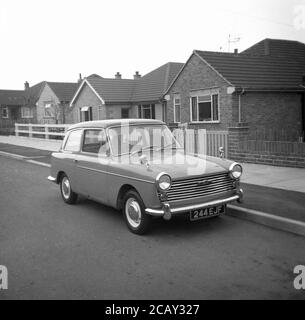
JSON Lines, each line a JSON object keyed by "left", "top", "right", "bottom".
{"left": 190, "top": 205, "right": 225, "bottom": 221}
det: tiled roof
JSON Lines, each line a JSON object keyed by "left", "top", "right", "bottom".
{"left": 24, "top": 81, "right": 46, "bottom": 104}
{"left": 132, "top": 62, "right": 184, "bottom": 102}
{"left": 85, "top": 62, "right": 183, "bottom": 103}
{"left": 241, "top": 38, "right": 305, "bottom": 62}
{"left": 47, "top": 82, "right": 79, "bottom": 102}
{"left": 87, "top": 78, "right": 136, "bottom": 103}
{"left": 195, "top": 43, "right": 305, "bottom": 91}
{"left": 0, "top": 89, "right": 25, "bottom": 106}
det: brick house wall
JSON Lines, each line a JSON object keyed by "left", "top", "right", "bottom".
{"left": 36, "top": 83, "right": 61, "bottom": 124}
{"left": 67, "top": 83, "right": 103, "bottom": 123}
{"left": 166, "top": 53, "right": 303, "bottom": 135}
{"left": 234, "top": 92, "right": 303, "bottom": 133}
{"left": 166, "top": 53, "right": 233, "bottom": 131}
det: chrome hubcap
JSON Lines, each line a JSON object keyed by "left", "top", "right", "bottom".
{"left": 62, "top": 177, "right": 71, "bottom": 199}
{"left": 125, "top": 198, "right": 141, "bottom": 228}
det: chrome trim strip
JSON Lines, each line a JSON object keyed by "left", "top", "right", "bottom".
{"left": 47, "top": 175, "right": 57, "bottom": 183}
{"left": 77, "top": 165, "right": 155, "bottom": 184}
{"left": 145, "top": 195, "right": 240, "bottom": 216}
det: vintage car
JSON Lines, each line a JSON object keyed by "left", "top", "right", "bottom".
{"left": 48, "top": 119, "right": 243, "bottom": 234}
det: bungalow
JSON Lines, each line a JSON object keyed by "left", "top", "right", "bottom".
{"left": 35, "top": 80, "right": 79, "bottom": 124}
{"left": 0, "top": 81, "right": 41, "bottom": 133}
{"left": 69, "top": 62, "right": 183, "bottom": 123}
{"left": 164, "top": 38, "right": 305, "bottom": 137}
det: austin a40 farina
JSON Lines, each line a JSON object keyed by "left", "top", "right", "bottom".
{"left": 48, "top": 119, "right": 243, "bottom": 234}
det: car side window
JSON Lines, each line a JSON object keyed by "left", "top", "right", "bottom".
{"left": 64, "top": 129, "right": 83, "bottom": 152}
{"left": 82, "top": 129, "right": 108, "bottom": 155}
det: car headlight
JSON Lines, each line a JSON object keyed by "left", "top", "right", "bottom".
{"left": 156, "top": 173, "right": 172, "bottom": 192}
{"left": 229, "top": 163, "right": 243, "bottom": 180}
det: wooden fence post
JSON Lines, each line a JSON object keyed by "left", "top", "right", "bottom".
{"left": 45, "top": 126, "right": 50, "bottom": 140}
{"left": 29, "top": 124, "right": 32, "bottom": 138}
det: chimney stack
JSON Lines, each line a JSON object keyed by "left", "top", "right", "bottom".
{"left": 78, "top": 73, "right": 82, "bottom": 83}
{"left": 134, "top": 71, "right": 141, "bottom": 79}
{"left": 24, "top": 81, "right": 30, "bottom": 90}
{"left": 115, "top": 72, "right": 122, "bottom": 79}
{"left": 234, "top": 48, "right": 238, "bottom": 54}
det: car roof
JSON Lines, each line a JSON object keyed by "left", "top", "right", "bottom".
{"left": 67, "top": 118, "right": 165, "bottom": 131}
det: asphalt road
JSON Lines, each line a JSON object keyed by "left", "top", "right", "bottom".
{"left": 0, "top": 156, "right": 304, "bottom": 300}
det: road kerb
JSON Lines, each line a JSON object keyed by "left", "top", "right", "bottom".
{"left": 228, "top": 204, "right": 305, "bottom": 237}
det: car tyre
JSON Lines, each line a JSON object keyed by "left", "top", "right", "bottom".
{"left": 122, "top": 190, "right": 152, "bottom": 235}
{"left": 60, "top": 174, "right": 78, "bottom": 204}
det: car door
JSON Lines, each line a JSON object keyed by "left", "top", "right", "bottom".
{"left": 61, "top": 128, "right": 84, "bottom": 194}
{"left": 76, "top": 129, "right": 110, "bottom": 204}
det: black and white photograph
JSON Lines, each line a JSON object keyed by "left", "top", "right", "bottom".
{"left": 0, "top": 0, "right": 305, "bottom": 304}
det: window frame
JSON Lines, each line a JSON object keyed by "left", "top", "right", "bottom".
{"left": 44, "top": 101, "right": 54, "bottom": 118}
{"left": 63, "top": 129, "right": 83, "bottom": 153}
{"left": 21, "top": 106, "right": 33, "bottom": 119}
{"left": 137, "top": 104, "right": 155, "bottom": 119}
{"left": 79, "top": 106, "right": 93, "bottom": 122}
{"left": 81, "top": 128, "right": 108, "bottom": 156}
{"left": 1, "top": 106, "right": 9, "bottom": 119}
{"left": 173, "top": 95, "right": 181, "bottom": 123}
{"left": 190, "top": 93, "right": 220, "bottom": 123}
{"left": 121, "top": 108, "right": 129, "bottom": 119}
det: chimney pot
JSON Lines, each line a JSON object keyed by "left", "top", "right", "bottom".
{"left": 24, "top": 81, "right": 30, "bottom": 90}
{"left": 134, "top": 71, "right": 141, "bottom": 79}
{"left": 115, "top": 72, "right": 122, "bottom": 79}
{"left": 234, "top": 48, "right": 238, "bottom": 54}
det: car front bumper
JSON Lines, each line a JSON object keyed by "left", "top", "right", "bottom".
{"left": 145, "top": 189, "right": 244, "bottom": 220}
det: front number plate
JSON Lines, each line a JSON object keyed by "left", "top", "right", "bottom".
{"left": 190, "top": 205, "right": 226, "bottom": 221}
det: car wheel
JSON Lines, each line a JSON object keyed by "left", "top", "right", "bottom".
{"left": 60, "top": 174, "right": 78, "bottom": 204}
{"left": 123, "top": 190, "right": 152, "bottom": 235}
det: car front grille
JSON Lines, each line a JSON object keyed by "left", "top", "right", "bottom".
{"left": 159, "top": 172, "right": 235, "bottom": 202}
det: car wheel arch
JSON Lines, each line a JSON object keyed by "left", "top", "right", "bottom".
{"left": 116, "top": 184, "right": 140, "bottom": 210}
{"left": 57, "top": 171, "right": 66, "bottom": 184}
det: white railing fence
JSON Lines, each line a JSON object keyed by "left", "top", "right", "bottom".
{"left": 15, "top": 123, "right": 70, "bottom": 140}
{"left": 172, "top": 129, "right": 228, "bottom": 157}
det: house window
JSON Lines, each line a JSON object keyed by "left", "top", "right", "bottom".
{"left": 44, "top": 102, "right": 53, "bottom": 118}
{"left": 174, "top": 95, "right": 181, "bottom": 123}
{"left": 138, "top": 104, "right": 155, "bottom": 119}
{"left": 2, "top": 106, "right": 8, "bottom": 119}
{"left": 121, "top": 108, "right": 129, "bottom": 119}
{"left": 190, "top": 94, "right": 219, "bottom": 122}
{"left": 21, "top": 107, "right": 33, "bottom": 118}
{"left": 79, "top": 106, "right": 93, "bottom": 122}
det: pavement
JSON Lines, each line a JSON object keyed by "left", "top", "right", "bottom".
{"left": 0, "top": 156, "right": 304, "bottom": 299}
{"left": 0, "top": 135, "right": 304, "bottom": 237}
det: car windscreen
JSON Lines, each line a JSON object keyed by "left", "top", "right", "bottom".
{"left": 107, "top": 125, "right": 180, "bottom": 156}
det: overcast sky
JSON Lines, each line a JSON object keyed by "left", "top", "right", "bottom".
{"left": 0, "top": 0, "right": 304, "bottom": 89}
